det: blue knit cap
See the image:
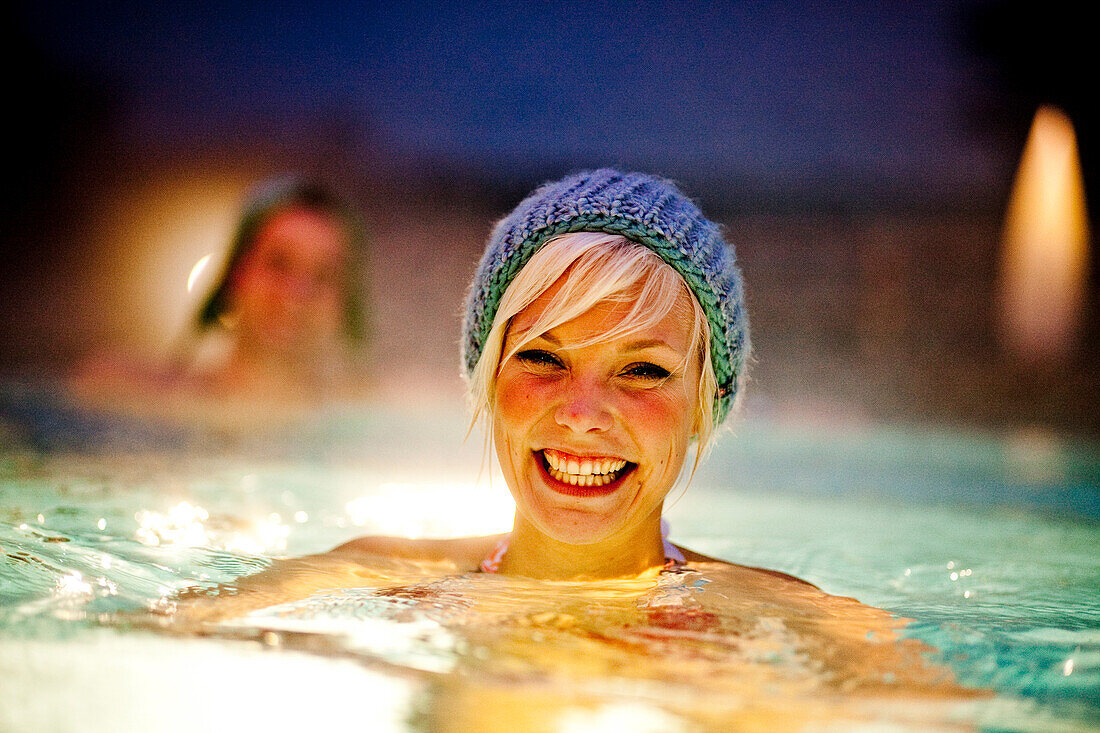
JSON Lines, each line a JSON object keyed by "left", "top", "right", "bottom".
{"left": 462, "top": 169, "right": 749, "bottom": 424}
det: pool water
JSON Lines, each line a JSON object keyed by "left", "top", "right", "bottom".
{"left": 1, "top": 403, "right": 1098, "bottom": 732}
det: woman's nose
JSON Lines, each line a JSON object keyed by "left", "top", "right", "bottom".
{"left": 277, "top": 271, "right": 333, "bottom": 310}
{"left": 554, "top": 380, "right": 613, "bottom": 433}
{"left": 282, "top": 271, "right": 317, "bottom": 299}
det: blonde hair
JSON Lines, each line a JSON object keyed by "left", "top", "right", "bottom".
{"left": 467, "top": 232, "right": 719, "bottom": 451}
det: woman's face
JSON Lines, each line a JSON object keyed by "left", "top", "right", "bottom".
{"left": 229, "top": 207, "right": 349, "bottom": 361}
{"left": 492, "top": 281, "right": 701, "bottom": 545}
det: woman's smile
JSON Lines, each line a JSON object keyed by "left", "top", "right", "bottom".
{"left": 538, "top": 448, "right": 634, "bottom": 495}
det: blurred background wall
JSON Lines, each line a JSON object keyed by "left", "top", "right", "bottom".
{"left": 1, "top": 0, "right": 1096, "bottom": 437}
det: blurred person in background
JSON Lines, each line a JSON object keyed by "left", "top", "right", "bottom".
{"left": 66, "top": 175, "right": 372, "bottom": 439}
{"left": 185, "top": 175, "right": 370, "bottom": 406}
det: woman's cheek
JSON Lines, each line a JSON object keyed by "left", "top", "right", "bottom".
{"left": 622, "top": 386, "right": 693, "bottom": 434}
{"left": 495, "top": 371, "right": 554, "bottom": 429}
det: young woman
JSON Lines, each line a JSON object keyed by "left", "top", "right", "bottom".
{"left": 177, "top": 170, "right": 982, "bottom": 728}
{"left": 334, "top": 168, "right": 749, "bottom": 579}
{"left": 68, "top": 175, "right": 371, "bottom": 437}
{"left": 185, "top": 174, "right": 370, "bottom": 408}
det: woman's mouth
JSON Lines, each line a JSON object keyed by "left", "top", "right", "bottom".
{"left": 539, "top": 448, "right": 634, "bottom": 495}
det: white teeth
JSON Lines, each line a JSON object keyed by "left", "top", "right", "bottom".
{"left": 550, "top": 466, "right": 613, "bottom": 486}
{"left": 543, "top": 449, "right": 629, "bottom": 487}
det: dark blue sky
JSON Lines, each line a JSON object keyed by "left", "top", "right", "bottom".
{"left": 17, "top": 0, "right": 1013, "bottom": 194}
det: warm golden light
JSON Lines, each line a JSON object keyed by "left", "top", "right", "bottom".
{"left": 134, "top": 501, "right": 290, "bottom": 554}
{"left": 186, "top": 253, "right": 214, "bottom": 293}
{"left": 345, "top": 481, "right": 514, "bottom": 538}
{"left": 998, "top": 105, "right": 1090, "bottom": 362}
{"left": 87, "top": 170, "right": 252, "bottom": 356}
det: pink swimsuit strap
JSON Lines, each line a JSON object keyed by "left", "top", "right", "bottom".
{"left": 479, "top": 519, "right": 687, "bottom": 574}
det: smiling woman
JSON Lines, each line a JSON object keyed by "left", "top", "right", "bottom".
{"left": 174, "top": 170, "right": 988, "bottom": 726}
{"left": 448, "top": 169, "right": 747, "bottom": 581}
{"left": 308, "top": 169, "right": 751, "bottom": 580}
{"left": 482, "top": 235, "right": 706, "bottom": 577}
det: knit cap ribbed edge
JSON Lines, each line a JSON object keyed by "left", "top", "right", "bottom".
{"left": 462, "top": 169, "right": 749, "bottom": 424}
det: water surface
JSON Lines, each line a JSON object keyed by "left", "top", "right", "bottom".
{"left": 1, "top": 408, "right": 1097, "bottom": 731}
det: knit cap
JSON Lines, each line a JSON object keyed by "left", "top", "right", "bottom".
{"left": 462, "top": 169, "right": 749, "bottom": 424}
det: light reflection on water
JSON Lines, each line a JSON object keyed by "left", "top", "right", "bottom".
{"left": 170, "top": 557, "right": 992, "bottom": 731}
{"left": 345, "top": 481, "right": 515, "bottom": 538}
{"left": 0, "top": 416, "right": 1098, "bottom": 732}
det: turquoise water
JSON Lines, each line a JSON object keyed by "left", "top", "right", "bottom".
{"left": 1, "top": 404, "right": 1098, "bottom": 732}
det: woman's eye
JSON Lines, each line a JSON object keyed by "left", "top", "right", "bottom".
{"left": 623, "top": 362, "right": 671, "bottom": 381}
{"left": 515, "top": 349, "right": 564, "bottom": 369}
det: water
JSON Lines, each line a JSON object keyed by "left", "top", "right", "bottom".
{"left": 1, "top": 402, "right": 1098, "bottom": 732}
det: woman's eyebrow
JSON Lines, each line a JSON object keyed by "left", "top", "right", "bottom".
{"left": 524, "top": 332, "right": 682, "bottom": 352}
{"left": 532, "top": 332, "right": 561, "bottom": 346}
{"left": 622, "top": 338, "right": 677, "bottom": 352}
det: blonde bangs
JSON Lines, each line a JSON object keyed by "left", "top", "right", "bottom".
{"left": 468, "top": 232, "right": 720, "bottom": 450}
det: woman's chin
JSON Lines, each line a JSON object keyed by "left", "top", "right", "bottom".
{"left": 522, "top": 497, "right": 626, "bottom": 546}
{"left": 513, "top": 455, "right": 647, "bottom": 545}
{"left": 534, "top": 513, "right": 618, "bottom": 546}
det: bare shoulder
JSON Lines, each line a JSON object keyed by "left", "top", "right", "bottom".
{"left": 674, "top": 544, "right": 821, "bottom": 590}
{"left": 681, "top": 553, "right": 916, "bottom": 640}
{"left": 674, "top": 549, "right": 918, "bottom": 631}
{"left": 172, "top": 534, "right": 508, "bottom": 624}
{"left": 330, "top": 533, "right": 509, "bottom": 572}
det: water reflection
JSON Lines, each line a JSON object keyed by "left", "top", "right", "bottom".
{"left": 156, "top": 552, "right": 988, "bottom": 732}
{"left": 1, "top": 427, "right": 1096, "bottom": 731}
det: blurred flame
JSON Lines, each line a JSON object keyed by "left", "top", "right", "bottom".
{"left": 998, "top": 105, "right": 1090, "bottom": 362}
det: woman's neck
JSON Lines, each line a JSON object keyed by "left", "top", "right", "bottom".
{"left": 499, "top": 509, "right": 666, "bottom": 580}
